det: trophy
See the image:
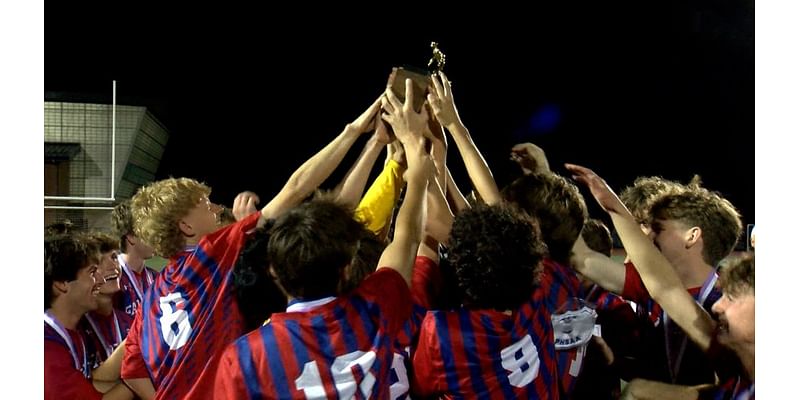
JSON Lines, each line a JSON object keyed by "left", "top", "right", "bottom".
{"left": 377, "top": 43, "right": 447, "bottom": 138}
{"left": 427, "top": 42, "right": 446, "bottom": 74}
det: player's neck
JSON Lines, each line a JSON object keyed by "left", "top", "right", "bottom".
{"left": 184, "top": 235, "right": 201, "bottom": 249}
{"left": 122, "top": 252, "right": 146, "bottom": 273}
{"left": 737, "top": 343, "right": 755, "bottom": 381}
{"left": 95, "top": 295, "right": 114, "bottom": 316}
{"left": 47, "top": 302, "right": 83, "bottom": 330}
{"left": 676, "top": 261, "right": 714, "bottom": 289}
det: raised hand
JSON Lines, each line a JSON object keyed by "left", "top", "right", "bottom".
{"left": 511, "top": 142, "right": 550, "bottom": 174}
{"left": 348, "top": 96, "right": 383, "bottom": 134}
{"left": 404, "top": 135, "right": 437, "bottom": 185}
{"left": 373, "top": 117, "right": 394, "bottom": 145}
{"left": 381, "top": 79, "right": 429, "bottom": 147}
{"left": 427, "top": 71, "right": 462, "bottom": 128}
{"left": 564, "top": 163, "right": 626, "bottom": 214}
{"left": 232, "top": 191, "right": 260, "bottom": 221}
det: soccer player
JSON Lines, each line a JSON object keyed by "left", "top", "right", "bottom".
{"left": 566, "top": 163, "right": 753, "bottom": 400}
{"left": 110, "top": 200, "right": 158, "bottom": 318}
{"left": 213, "top": 80, "right": 433, "bottom": 399}
{"left": 571, "top": 174, "right": 741, "bottom": 386}
{"left": 502, "top": 172, "right": 593, "bottom": 397}
{"left": 571, "top": 219, "right": 642, "bottom": 400}
{"left": 412, "top": 204, "right": 559, "bottom": 399}
{"left": 79, "top": 232, "right": 132, "bottom": 367}
{"left": 45, "top": 234, "right": 133, "bottom": 400}
{"left": 120, "top": 95, "right": 386, "bottom": 399}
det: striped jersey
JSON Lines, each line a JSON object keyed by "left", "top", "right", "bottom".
{"left": 121, "top": 212, "right": 259, "bottom": 399}
{"left": 539, "top": 258, "right": 587, "bottom": 396}
{"left": 214, "top": 268, "right": 412, "bottom": 399}
{"left": 412, "top": 288, "right": 559, "bottom": 399}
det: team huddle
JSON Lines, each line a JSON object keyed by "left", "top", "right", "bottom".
{"left": 45, "top": 73, "right": 754, "bottom": 399}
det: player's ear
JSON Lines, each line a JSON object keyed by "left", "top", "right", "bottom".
{"left": 52, "top": 280, "right": 69, "bottom": 297}
{"left": 268, "top": 265, "right": 290, "bottom": 298}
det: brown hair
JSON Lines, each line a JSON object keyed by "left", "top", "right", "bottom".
{"left": 501, "top": 172, "right": 587, "bottom": 264}
{"left": 649, "top": 188, "right": 742, "bottom": 266}
{"left": 719, "top": 253, "right": 754, "bottom": 296}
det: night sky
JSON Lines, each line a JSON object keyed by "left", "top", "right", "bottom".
{"left": 45, "top": 2, "right": 754, "bottom": 231}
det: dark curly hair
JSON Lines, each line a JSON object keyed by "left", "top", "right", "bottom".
{"left": 447, "top": 204, "right": 548, "bottom": 310}
{"left": 268, "top": 197, "right": 368, "bottom": 299}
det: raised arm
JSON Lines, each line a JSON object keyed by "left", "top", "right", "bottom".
{"left": 352, "top": 142, "right": 406, "bottom": 239}
{"left": 505, "top": 144, "right": 626, "bottom": 292}
{"left": 333, "top": 128, "right": 392, "bottom": 209}
{"left": 428, "top": 71, "right": 501, "bottom": 205}
{"left": 231, "top": 191, "right": 260, "bottom": 221}
{"left": 92, "top": 340, "right": 138, "bottom": 399}
{"left": 258, "top": 96, "right": 383, "bottom": 224}
{"left": 565, "top": 163, "right": 716, "bottom": 351}
{"left": 377, "top": 79, "right": 433, "bottom": 285}
{"left": 570, "top": 234, "right": 627, "bottom": 294}
{"left": 418, "top": 174, "right": 453, "bottom": 262}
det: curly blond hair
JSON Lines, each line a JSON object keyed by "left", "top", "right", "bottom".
{"left": 111, "top": 200, "right": 135, "bottom": 251}
{"left": 131, "top": 178, "right": 211, "bottom": 257}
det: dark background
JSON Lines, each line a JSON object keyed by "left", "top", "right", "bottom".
{"left": 45, "top": 2, "right": 754, "bottom": 234}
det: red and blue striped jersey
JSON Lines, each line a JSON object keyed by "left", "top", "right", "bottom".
{"left": 214, "top": 268, "right": 412, "bottom": 399}
{"left": 583, "top": 284, "right": 629, "bottom": 312}
{"left": 412, "top": 288, "right": 559, "bottom": 399}
{"left": 706, "top": 376, "right": 754, "bottom": 400}
{"left": 114, "top": 255, "right": 158, "bottom": 319}
{"left": 121, "top": 212, "right": 259, "bottom": 400}
{"left": 79, "top": 308, "right": 132, "bottom": 368}
{"left": 395, "top": 256, "right": 441, "bottom": 351}
{"left": 539, "top": 258, "right": 586, "bottom": 397}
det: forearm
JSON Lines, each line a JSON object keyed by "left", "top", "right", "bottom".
{"left": 99, "top": 383, "right": 135, "bottom": 400}
{"left": 335, "top": 136, "right": 385, "bottom": 209}
{"left": 92, "top": 339, "right": 126, "bottom": 382}
{"left": 390, "top": 174, "right": 427, "bottom": 284}
{"left": 378, "top": 153, "right": 428, "bottom": 285}
{"left": 570, "top": 236, "right": 626, "bottom": 294}
{"left": 445, "top": 122, "right": 501, "bottom": 205}
{"left": 621, "top": 378, "right": 699, "bottom": 400}
{"left": 262, "top": 126, "right": 362, "bottom": 219}
{"left": 122, "top": 378, "right": 155, "bottom": 400}
{"left": 430, "top": 138, "right": 448, "bottom": 187}
{"left": 419, "top": 176, "right": 453, "bottom": 260}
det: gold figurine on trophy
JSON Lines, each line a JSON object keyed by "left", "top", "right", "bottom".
{"left": 428, "top": 42, "right": 446, "bottom": 73}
